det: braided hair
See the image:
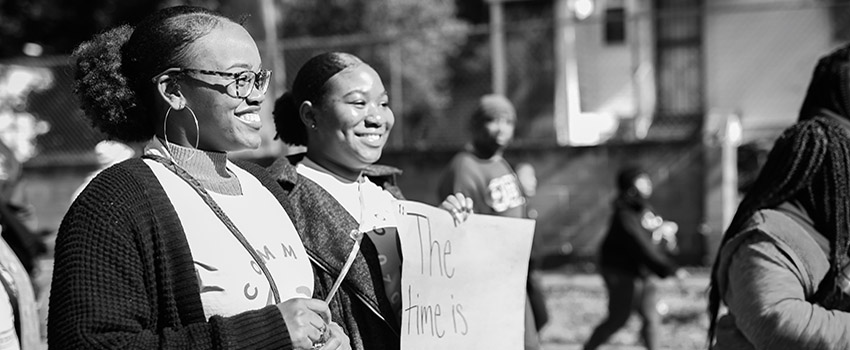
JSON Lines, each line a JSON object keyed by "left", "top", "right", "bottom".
{"left": 272, "top": 52, "right": 363, "bottom": 146}
{"left": 706, "top": 116, "right": 850, "bottom": 344}
{"left": 71, "top": 6, "right": 233, "bottom": 142}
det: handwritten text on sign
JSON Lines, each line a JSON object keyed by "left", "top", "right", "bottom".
{"left": 396, "top": 200, "right": 535, "bottom": 350}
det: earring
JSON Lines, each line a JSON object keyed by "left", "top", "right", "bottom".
{"left": 162, "top": 106, "right": 200, "bottom": 150}
{"left": 310, "top": 123, "right": 317, "bottom": 129}
{"left": 186, "top": 106, "right": 200, "bottom": 149}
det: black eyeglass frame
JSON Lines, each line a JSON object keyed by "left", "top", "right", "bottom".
{"left": 151, "top": 67, "right": 272, "bottom": 98}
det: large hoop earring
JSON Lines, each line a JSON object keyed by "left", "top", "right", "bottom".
{"left": 162, "top": 106, "right": 200, "bottom": 150}
{"left": 186, "top": 106, "right": 200, "bottom": 149}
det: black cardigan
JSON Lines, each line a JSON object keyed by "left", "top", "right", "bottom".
{"left": 48, "top": 158, "right": 294, "bottom": 349}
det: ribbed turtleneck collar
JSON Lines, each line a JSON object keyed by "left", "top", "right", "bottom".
{"left": 167, "top": 142, "right": 229, "bottom": 176}
{"left": 148, "top": 138, "right": 243, "bottom": 195}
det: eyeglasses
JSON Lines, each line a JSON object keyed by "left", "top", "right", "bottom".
{"left": 151, "top": 67, "right": 272, "bottom": 98}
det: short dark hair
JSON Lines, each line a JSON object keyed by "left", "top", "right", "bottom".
{"left": 72, "top": 6, "right": 233, "bottom": 142}
{"left": 468, "top": 94, "right": 516, "bottom": 131}
{"left": 272, "top": 52, "right": 363, "bottom": 146}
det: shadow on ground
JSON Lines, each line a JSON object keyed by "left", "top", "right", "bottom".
{"left": 538, "top": 268, "right": 709, "bottom": 350}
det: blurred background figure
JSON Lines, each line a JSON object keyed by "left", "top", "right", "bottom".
{"left": 70, "top": 140, "right": 138, "bottom": 202}
{"left": 583, "top": 166, "right": 683, "bottom": 350}
{"left": 437, "top": 94, "right": 542, "bottom": 350}
{"left": 438, "top": 94, "right": 525, "bottom": 217}
{"left": 0, "top": 228, "right": 43, "bottom": 350}
{"left": 0, "top": 139, "right": 45, "bottom": 349}
{"left": 708, "top": 43, "right": 850, "bottom": 350}
{"left": 0, "top": 141, "right": 41, "bottom": 278}
{"left": 0, "top": 64, "right": 49, "bottom": 280}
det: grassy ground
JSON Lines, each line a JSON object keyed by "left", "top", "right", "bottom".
{"left": 538, "top": 268, "right": 710, "bottom": 350}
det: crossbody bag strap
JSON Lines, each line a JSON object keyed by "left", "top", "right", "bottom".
{"left": 143, "top": 154, "right": 281, "bottom": 304}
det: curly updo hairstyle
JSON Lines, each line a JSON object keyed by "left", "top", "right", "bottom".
{"left": 72, "top": 6, "right": 234, "bottom": 142}
{"left": 272, "top": 52, "right": 363, "bottom": 146}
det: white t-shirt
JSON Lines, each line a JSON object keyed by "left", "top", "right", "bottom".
{"left": 145, "top": 159, "right": 314, "bottom": 319}
{"left": 296, "top": 158, "right": 397, "bottom": 230}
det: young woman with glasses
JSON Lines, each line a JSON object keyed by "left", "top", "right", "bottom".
{"left": 49, "top": 6, "right": 349, "bottom": 350}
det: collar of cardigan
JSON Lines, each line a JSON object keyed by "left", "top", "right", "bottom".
{"left": 267, "top": 157, "right": 299, "bottom": 187}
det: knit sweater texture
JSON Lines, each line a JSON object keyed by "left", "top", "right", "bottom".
{"left": 268, "top": 156, "right": 401, "bottom": 350}
{"left": 48, "top": 158, "right": 293, "bottom": 349}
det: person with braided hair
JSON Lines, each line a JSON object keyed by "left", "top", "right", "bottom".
{"left": 707, "top": 44, "right": 850, "bottom": 349}
{"left": 49, "top": 6, "right": 350, "bottom": 349}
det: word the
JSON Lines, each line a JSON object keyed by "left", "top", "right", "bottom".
{"left": 410, "top": 213, "right": 455, "bottom": 278}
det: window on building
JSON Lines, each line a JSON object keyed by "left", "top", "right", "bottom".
{"left": 605, "top": 7, "right": 626, "bottom": 44}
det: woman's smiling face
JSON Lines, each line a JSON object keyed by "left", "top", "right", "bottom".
{"left": 177, "top": 21, "right": 266, "bottom": 152}
{"left": 310, "top": 63, "right": 394, "bottom": 175}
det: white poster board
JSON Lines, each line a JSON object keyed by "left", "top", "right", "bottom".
{"left": 396, "top": 200, "right": 536, "bottom": 350}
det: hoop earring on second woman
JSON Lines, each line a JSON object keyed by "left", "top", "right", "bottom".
{"left": 162, "top": 106, "right": 200, "bottom": 149}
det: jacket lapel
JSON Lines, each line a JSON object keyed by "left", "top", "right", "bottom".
{"left": 267, "top": 157, "right": 397, "bottom": 330}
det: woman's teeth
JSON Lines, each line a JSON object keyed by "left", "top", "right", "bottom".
{"left": 236, "top": 113, "right": 260, "bottom": 123}
{"left": 363, "top": 134, "right": 381, "bottom": 142}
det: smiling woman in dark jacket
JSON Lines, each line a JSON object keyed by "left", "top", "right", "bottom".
{"left": 49, "top": 6, "right": 349, "bottom": 349}
{"left": 269, "top": 52, "right": 473, "bottom": 350}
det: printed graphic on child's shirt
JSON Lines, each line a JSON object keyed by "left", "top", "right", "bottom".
{"left": 487, "top": 174, "right": 525, "bottom": 213}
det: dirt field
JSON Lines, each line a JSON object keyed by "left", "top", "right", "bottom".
{"left": 538, "top": 268, "right": 710, "bottom": 350}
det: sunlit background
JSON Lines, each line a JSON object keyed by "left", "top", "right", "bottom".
{"left": 1, "top": 0, "right": 847, "bottom": 348}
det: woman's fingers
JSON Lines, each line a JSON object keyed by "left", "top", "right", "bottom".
{"left": 456, "top": 192, "right": 473, "bottom": 220}
{"left": 440, "top": 193, "right": 474, "bottom": 225}
{"left": 301, "top": 297, "right": 332, "bottom": 323}
{"left": 278, "top": 298, "right": 333, "bottom": 350}
{"left": 439, "top": 197, "right": 462, "bottom": 224}
{"left": 318, "top": 322, "right": 351, "bottom": 350}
